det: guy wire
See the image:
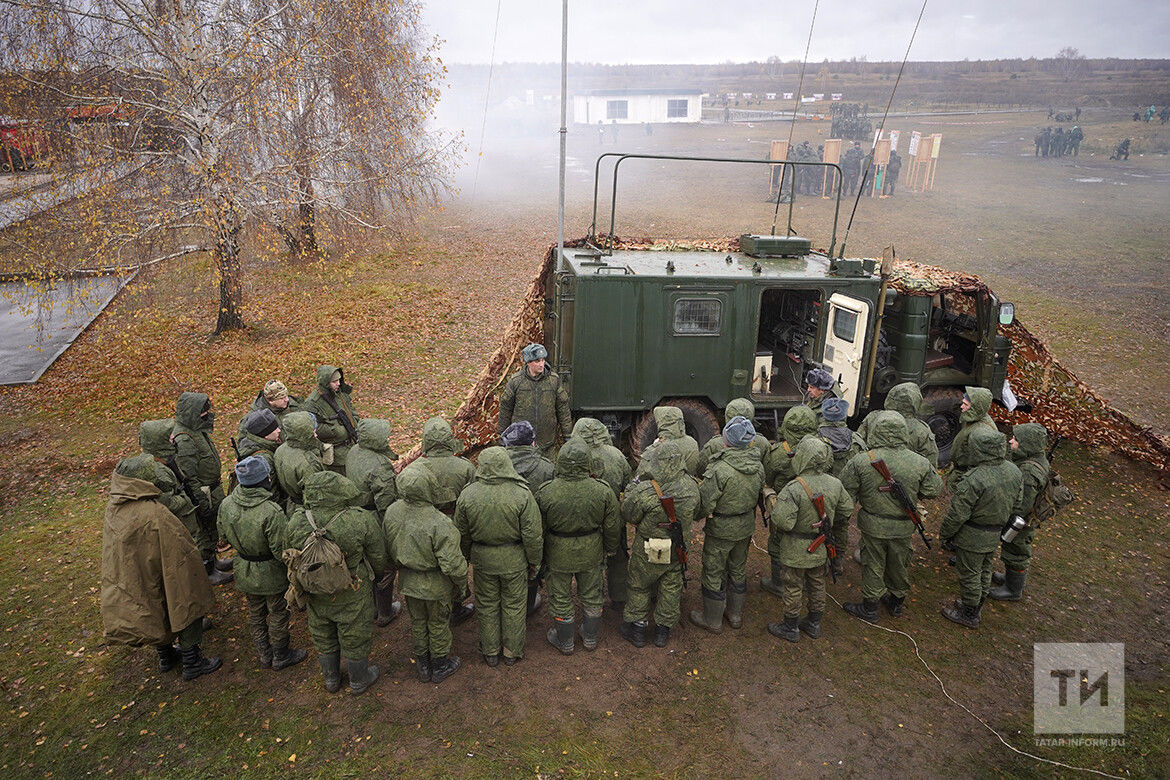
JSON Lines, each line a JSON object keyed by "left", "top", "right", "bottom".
{"left": 470, "top": 0, "right": 503, "bottom": 202}
{"left": 771, "top": 0, "right": 820, "bottom": 237}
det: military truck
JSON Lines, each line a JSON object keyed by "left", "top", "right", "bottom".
{"left": 543, "top": 153, "right": 1023, "bottom": 462}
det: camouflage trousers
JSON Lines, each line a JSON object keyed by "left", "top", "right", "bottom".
{"left": 405, "top": 596, "right": 453, "bottom": 657}
{"left": 605, "top": 525, "right": 630, "bottom": 605}
{"left": 306, "top": 582, "right": 375, "bottom": 658}
{"left": 859, "top": 534, "right": 913, "bottom": 601}
{"left": 700, "top": 535, "right": 751, "bottom": 595}
{"left": 623, "top": 542, "right": 684, "bottom": 628}
{"left": 955, "top": 547, "right": 994, "bottom": 607}
{"left": 781, "top": 564, "right": 826, "bottom": 619}
{"left": 547, "top": 565, "right": 604, "bottom": 621}
{"left": 170, "top": 618, "right": 203, "bottom": 651}
{"left": 246, "top": 593, "right": 290, "bottom": 648}
{"left": 999, "top": 525, "right": 1036, "bottom": 570}
{"left": 473, "top": 569, "right": 528, "bottom": 659}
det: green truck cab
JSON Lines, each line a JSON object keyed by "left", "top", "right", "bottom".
{"left": 545, "top": 154, "right": 1020, "bottom": 461}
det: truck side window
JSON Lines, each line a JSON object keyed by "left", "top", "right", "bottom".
{"left": 832, "top": 308, "right": 858, "bottom": 342}
{"left": 673, "top": 299, "right": 721, "bottom": 335}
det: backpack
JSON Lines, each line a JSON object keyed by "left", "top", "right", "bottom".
{"left": 1030, "top": 468, "right": 1074, "bottom": 527}
{"left": 286, "top": 510, "right": 356, "bottom": 595}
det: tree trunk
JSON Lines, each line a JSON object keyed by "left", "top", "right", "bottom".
{"left": 214, "top": 198, "right": 244, "bottom": 334}
{"left": 296, "top": 160, "right": 316, "bottom": 252}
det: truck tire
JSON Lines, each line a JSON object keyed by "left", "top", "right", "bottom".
{"left": 922, "top": 386, "right": 964, "bottom": 467}
{"left": 630, "top": 398, "right": 720, "bottom": 460}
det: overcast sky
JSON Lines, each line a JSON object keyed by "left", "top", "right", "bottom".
{"left": 421, "top": 0, "right": 1170, "bottom": 64}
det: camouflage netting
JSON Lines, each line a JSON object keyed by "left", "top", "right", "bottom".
{"left": 400, "top": 237, "right": 1170, "bottom": 485}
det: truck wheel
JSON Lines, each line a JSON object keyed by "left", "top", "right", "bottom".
{"left": 630, "top": 398, "right": 720, "bottom": 460}
{"left": 922, "top": 387, "right": 964, "bottom": 466}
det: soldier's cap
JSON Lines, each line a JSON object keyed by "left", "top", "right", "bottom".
{"left": 502, "top": 420, "right": 536, "bottom": 447}
{"left": 244, "top": 408, "right": 279, "bottom": 438}
{"left": 806, "top": 368, "right": 834, "bottom": 390}
{"left": 521, "top": 343, "right": 548, "bottom": 363}
{"left": 235, "top": 455, "right": 270, "bottom": 487}
{"left": 263, "top": 380, "right": 289, "bottom": 402}
{"left": 822, "top": 397, "right": 849, "bottom": 422}
{"left": 723, "top": 415, "right": 756, "bottom": 448}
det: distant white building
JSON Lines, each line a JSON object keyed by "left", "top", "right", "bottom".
{"left": 572, "top": 88, "right": 702, "bottom": 125}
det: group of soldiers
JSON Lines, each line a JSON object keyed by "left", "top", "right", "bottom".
{"left": 100, "top": 347, "right": 1054, "bottom": 694}
{"left": 771, "top": 140, "right": 901, "bottom": 202}
{"left": 1033, "top": 125, "right": 1083, "bottom": 158}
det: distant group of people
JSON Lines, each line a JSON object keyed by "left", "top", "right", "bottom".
{"left": 101, "top": 349, "right": 1062, "bottom": 695}
{"left": 1132, "top": 105, "right": 1169, "bottom": 123}
{"left": 1034, "top": 125, "right": 1083, "bottom": 158}
{"left": 772, "top": 140, "right": 902, "bottom": 202}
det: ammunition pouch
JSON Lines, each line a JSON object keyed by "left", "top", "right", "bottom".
{"left": 643, "top": 537, "right": 673, "bottom": 564}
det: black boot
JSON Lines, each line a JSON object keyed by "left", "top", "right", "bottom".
{"left": 941, "top": 600, "right": 981, "bottom": 629}
{"left": 271, "top": 641, "right": 307, "bottom": 670}
{"left": 618, "top": 620, "right": 647, "bottom": 648}
{"left": 155, "top": 644, "right": 180, "bottom": 673}
{"left": 204, "top": 558, "right": 233, "bottom": 586}
{"left": 989, "top": 569, "right": 1027, "bottom": 601}
{"left": 418, "top": 653, "right": 433, "bottom": 680}
{"left": 450, "top": 602, "right": 475, "bottom": 626}
{"left": 214, "top": 556, "right": 234, "bottom": 572}
{"left": 255, "top": 639, "right": 273, "bottom": 668}
{"left": 374, "top": 580, "right": 402, "bottom": 627}
{"left": 180, "top": 645, "right": 222, "bottom": 681}
{"left": 880, "top": 593, "right": 905, "bottom": 617}
{"left": 799, "top": 611, "right": 823, "bottom": 639}
{"left": 843, "top": 599, "right": 879, "bottom": 623}
{"left": 990, "top": 570, "right": 1006, "bottom": 586}
{"left": 430, "top": 655, "right": 461, "bottom": 684}
{"left": 580, "top": 615, "right": 601, "bottom": 651}
{"left": 726, "top": 583, "right": 747, "bottom": 629}
{"left": 760, "top": 561, "right": 785, "bottom": 598}
{"left": 767, "top": 615, "right": 800, "bottom": 643}
{"left": 319, "top": 652, "right": 342, "bottom": 693}
{"left": 347, "top": 658, "right": 379, "bottom": 695}
{"left": 652, "top": 624, "right": 670, "bottom": 648}
{"left": 547, "top": 618, "right": 576, "bottom": 655}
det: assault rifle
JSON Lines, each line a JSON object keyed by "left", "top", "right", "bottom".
{"left": 803, "top": 487, "right": 838, "bottom": 584}
{"left": 527, "top": 562, "right": 546, "bottom": 614}
{"left": 1046, "top": 435, "right": 1063, "bottom": 462}
{"left": 652, "top": 481, "right": 688, "bottom": 588}
{"left": 869, "top": 456, "right": 932, "bottom": 549}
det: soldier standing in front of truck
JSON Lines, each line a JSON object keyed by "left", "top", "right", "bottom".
{"left": 804, "top": 368, "right": 840, "bottom": 424}
{"left": 946, "top": 387, "right": 996, "bottom": 490}
{"left": 498, "top": 343, "right": 573, "bottom": 459}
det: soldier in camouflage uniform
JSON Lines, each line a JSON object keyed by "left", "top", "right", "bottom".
{"left": 303, "top": 366, "right": 360, "bottom": 473}
{"left": 502, "top": 421, "right": 555, "bottom": 492}
{"left": 804, "top": 368, "right": 840, "bottom": 424}
{"left": 133, "top": 420, "right": 207, "bottom": 569}
{"left": 765, "top": 437, "right": 853, "bottom": 642}
{"left": 839, "top": 411, "right": 942, "bottom": 622}
{"left": 497, "top": 343, "right": 573, "bottom": 457}
{"left": 818, "top": 398, "right": 865, "bottom": 478}
{"left": 857, "top": 382, "right": 939, "bottom": 468}
{"left": 536, "top": 439, "right": 620, "bottom": 655}
{"left": 988, "top": 423, "right": 1051, "bottom": 602}
{"left": 761, "top": 405, "right": 819, "bottom": 597}
{"left": 696, "top": 398, "right": 769, "bottom": 475}
{"left": 940, "top": 427, "right": 1023, "bottom": 628}
{"left": 454, "top": 448, "right": 543, "bottom": 666}
{"left": 274, "top": 411, "right": 325, "bottom": 513}
{"left": 383, "top": 467, "right": 468, "bottom": 684}
{"left": 216, "top": 456, "right": 307, "bottom": 671}
{"left": 947, "top": 386, "right": 996, "bottom": 488}
{"left": 572, "top": 417, "right": 632, "bottom": 607}
{"left": 346, "top": 419, "right": 402, "bottom": 626}
{"left": 641, "top": 405, "right": 700, "bottom": 477}
{"left": 284, "top": 471, "right": 389, "bottom": 694}
{"left": 237, "top": 380, "right": 300, "bottom": 438}
{"left": 689, "top": 417, "right": 765, "bottom": 634}
{"left": 238, "top": 409, "right": 285, "bottom": 506}
{"left": 172, "top": 392, "right": 231, "bottom": 579}
{"left": 619, "top": 441, "right": 701, "bottom": 648}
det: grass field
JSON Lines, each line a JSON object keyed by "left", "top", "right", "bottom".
{"left": 0, "top": 103, "right": 1167, "bottom": 777}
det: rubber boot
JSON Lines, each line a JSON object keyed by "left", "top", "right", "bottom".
{"left": 760, "top": 561, "right": 785, "bottom": 598}
{"left": 989, "top": 569, "right": 1027, "bottom": 601}
{"left": 319, "top": 652, "right": 342, "bottom": 693}
{"left": 417, "top": 654, "right": 433, "bottom": 681}
{"left": 653, "top": 624, "right": 670, "bottom": 648}
{"left": 726, "top": 584, "right": 747, "bottom": 629}
{"left": 482, "top": 653, "right": 499, "bottom": 668}
{"left": 204, "top": 558, "right": 233, "bottom": 586}
{"left": 347, "top": 658, "right": 379, "bottom": 695}
{"left": 941, "top": 601, "right": 981, "bottom": 629}
{"left": 547, "top": 618, "right": 575, "bottom": 655}
{"left": 843, "top": 599, "right": 879, "bottom": 623}
{"left": 430, "top": 655, "right": 461, "bottom": 684}
{"left": 271, "top": 641, "right": 308, "bottom": 671}
{"left": 619, "top": 620, "right": 647, "bottom": 648}
{"left": 255, "top": 639, "right": 273, "bottom": 668}
{"left": 155, "top": 644, "right": 180, "bottom": 673}
{"left": 450, "top": 602, "right": 475, "bottom": 626}
{"left": 688, "top": 589, "right": 725, "bottom": 634}
{"left": 799, "top": 611, "right": 823, "bottom": 639}
{"left": 374, "top": 580, "right": 402, "bottom": 627}
{"left": 180, "top": 645, "right": 222, "bottom": 681}
{"left": 214, "top": 556, "right": 234, "bottom": 572}
{"left": 580, "top": 615, "right": 602, "bottom": 651}
{"left": 991, "top": 570, "right": 1006, "bottom": 586}
{"left": 880, "top": 593, "right": 905, "bottom": 618}
{"left": 767, "top": 615, "right": 800, "bottom": 643}
{"left": 202, "top": 616, "right": 214, "bottom": 631}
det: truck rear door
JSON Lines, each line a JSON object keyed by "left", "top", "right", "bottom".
{"left": 822, "top": 292, "right": 870, "bottom": 409}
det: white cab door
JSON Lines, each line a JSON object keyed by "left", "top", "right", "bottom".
{"left": 821, "top": 293, "right": 870, "bottom": 409}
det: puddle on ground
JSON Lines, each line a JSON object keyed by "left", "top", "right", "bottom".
{"left": 1074, "top": 177, "right": 1104, "bottom": 183}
